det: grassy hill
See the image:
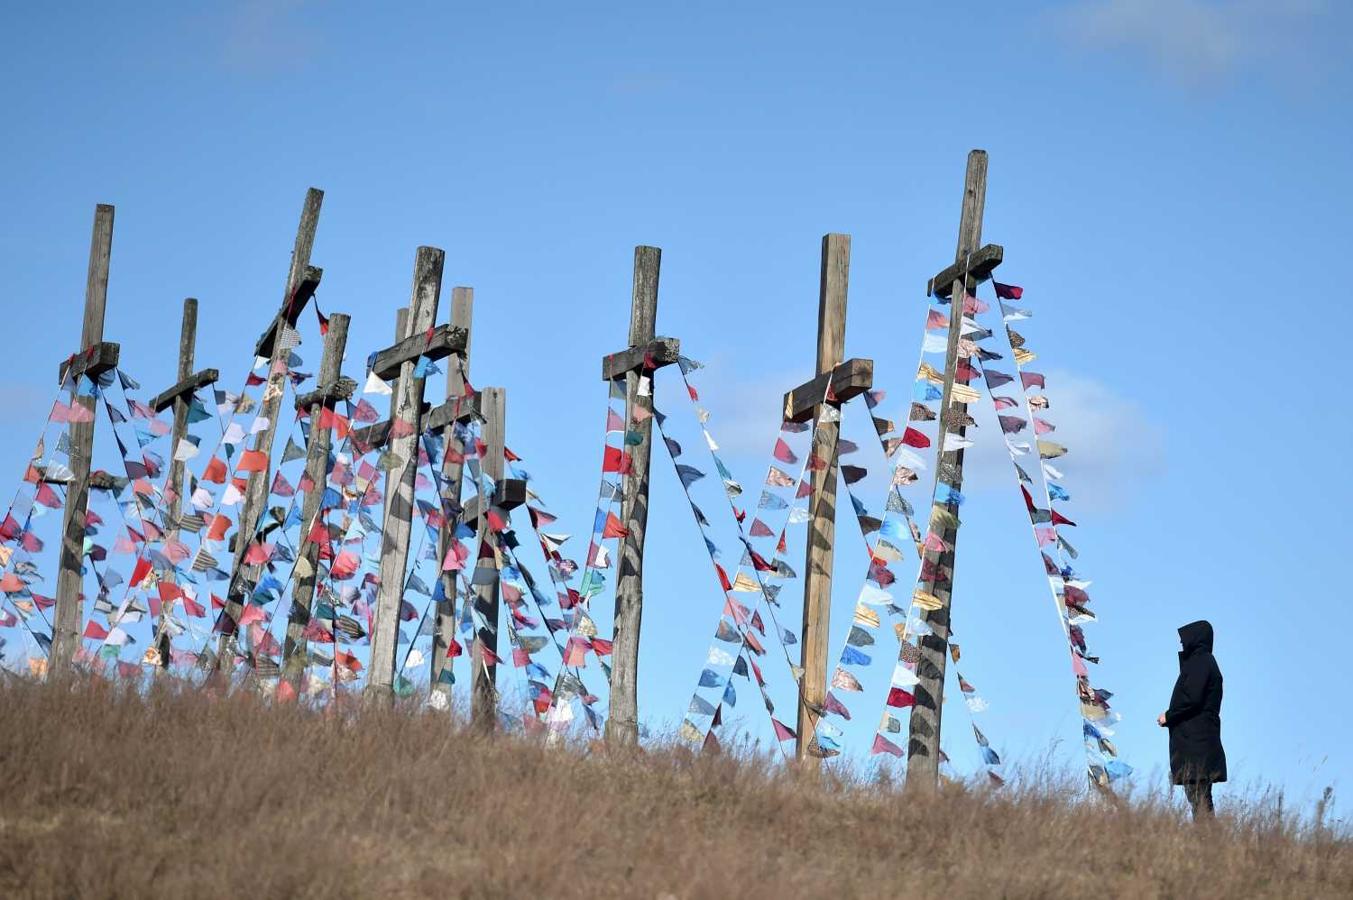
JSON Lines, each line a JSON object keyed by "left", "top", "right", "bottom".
{"left": 0, "top": 678, "right": 1347, "bottom": 898}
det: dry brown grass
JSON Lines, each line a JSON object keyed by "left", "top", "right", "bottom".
{"left": 0, "top": 678, "right": 1347, "bottom": 899}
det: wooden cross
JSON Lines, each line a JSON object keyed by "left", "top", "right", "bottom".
{"left": 51, "top": 204, "right": 120, "bottom": 674}
{"left": 781, "top": 234, "right": 875, "bottom": 765}
{"left": 366, "top": 247, "right": 445, "bottom": 700}
{"left": 906, "top": 149, "right": 1003, "bottom": 789}
{"left": 281, "top": 311, "right": 352, "bottom": 683}
{"left": 603, "top": 246, "right": 682, "bottom": 747}
{"left": 218, "top": 188, "right": 325, "bottom": 673}
{"left": 148, "top": 298, "right": 219, "bottom": 671}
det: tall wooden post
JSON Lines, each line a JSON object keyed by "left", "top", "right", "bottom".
{"left": 282, "top": 312, "right": 352, "bottom": 678}
{"left": 220, "top": 187, "right": 324, "bottom": 672}
{"left": 907, "top": 150, "right": 990, "bottom": 789}
{"left": 604, "top": 246, "right": 661, "bottom": 747}
{"left": 433, "top": 287, "right": 474, "bottom": 703}
{"left": 469, "top": 386, "right": 505, "bottom": 732}
{"left": 51, "top": 204, "right": 116, "bottom": 674}
{"left": 367, "top": 248, "right": 444, "bottom": 700}
{"left": 795, "top": 234, "right": 851, "bottom": 764}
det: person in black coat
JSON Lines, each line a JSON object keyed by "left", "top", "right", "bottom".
{"left": 1158, "top": 619, "right": 1227, "bottom": 819}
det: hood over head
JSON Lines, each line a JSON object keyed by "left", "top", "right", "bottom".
{"left": 1178, "top": 620, "right": 1213, "bottom": 659}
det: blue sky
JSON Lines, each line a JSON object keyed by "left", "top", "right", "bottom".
{"left": 2, "top": 1, "right": 1351, "bottom": 809}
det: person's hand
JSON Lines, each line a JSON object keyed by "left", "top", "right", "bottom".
{"left": 1157, "top": 713, "right": 1167, "bottom": 727}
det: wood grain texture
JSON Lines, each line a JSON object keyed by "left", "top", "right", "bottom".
{"left": 907, "top": 150, "right": 988, "bottom": 790}
{"left": 434, "top": 286, "right": 474, "bottom": 701}
{"left": 155, "top": 299, "right": 200, "bottom": 673}
{"left": 52, "top": 204, "right": 115, "bottom": 674}
{"left": 283, "top": 313, "right": 350, "bottom": 681}
{"left": 926, "top": 243, "right": 1003, "bottom": 298}
{"left": 470, "top": 387, "right": 506, "bottom": 733}
{"left": 369, "top": 323, "right": 467, "bottom": 382}
{"left": 600, "top": 336, "right": 681, "bottom": 381}
{"left": 368, "top": 248, "right": 443, "bottom": 700}
{"left": 605, "top": 246, "right": 661, "bottom": 747}
{"left": 220, "top": 189, "right": 324, "bottom": 673}
{"left": 782, "top": 357, "right": 874, "bottom": 424}
{"left": 796, "top": 233, "right": 850, "bottom": 764}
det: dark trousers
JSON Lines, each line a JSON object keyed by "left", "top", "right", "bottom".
{"left": 1183, "top": 781, "right": 1214, "bottom": 820}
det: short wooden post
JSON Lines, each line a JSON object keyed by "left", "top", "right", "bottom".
{"left": 433, "top": 286, "right": 474, "bottom": 703}
{"left": 220, "top": 187, "right": 324, "bottom": 672}
{"left": 469, "top": 386, "right": 505, "bottom": 733}
{"left": 51, "top": 203, "right": 116, "bottom": 674}
{"left": 907, "top": 150, "right": 990, "bottom": 789}
{"left": 604, "top": 246, "right": 662, "bottom": 747}
{"left": 367, "top": 248, "right": 444, "bottom": 700}
{"left": 282, "top": 312, "right": 352, "bottom": 679}
{"left": 795, "top": 233, "right": 851, "bottom": 764}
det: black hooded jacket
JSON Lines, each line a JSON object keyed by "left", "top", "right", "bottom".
{"left": 1165, "top": 620, "right": 1226, "bottom": 784}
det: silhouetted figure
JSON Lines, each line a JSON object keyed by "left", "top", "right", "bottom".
{"left": 1158, "top": 620, "right": 1226, "bottom": 820}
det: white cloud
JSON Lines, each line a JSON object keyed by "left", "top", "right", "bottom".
{"left": 218, "top": 0, "right": 322, "bottom": 76}
{"left": 1052, "top": 0, "right": 1333, "bottom": 85}
{"left": 963, "top": 369, "right": 1165, "bottom": 514}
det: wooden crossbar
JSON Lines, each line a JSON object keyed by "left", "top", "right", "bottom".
{"left": 601, "top": 336, "right": 681, "bottom": 381}
{"left": 926, "top": 243, "right": 1003, "bottom": 298}
{"left": 293, "top": 376, "right": 357, "bottom": 411}
{"left": 369, "top": 323, "right": 468, "bottom": 382}
{"left": 253, "top": 265, "right": 324, "bottom": 358}
{"left": 458, "top": 479, "right": 529, "bottom": 532}
{"left": 150, "top": 368, "right": 220, "bottom": 413}
{"left": 781, "top": 357, "right": 874, "bottom": 424}
{"left": 58, "top": 341, "right": 121, "bottom": 384}
{"left": 349, "top": 393, "right": 480, "bottom": 450}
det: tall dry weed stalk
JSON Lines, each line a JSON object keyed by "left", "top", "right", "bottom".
{"left": 0, "top": 677, "right": 1347, "bottom": 898}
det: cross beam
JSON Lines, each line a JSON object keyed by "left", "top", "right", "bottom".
{"left": 369, "top": 323, "right": 467, "bottom": 382}
{"left": 253, "top": 265, "right": 324, "bottom": 359}
{"left": 349, "top": 393, "right": 481, "bottom": 450}
{"left": 601, "top": 336, "right": 681, "bottom": 381}
{"left": 457, "top": 479, "right": 528, "bottom": 532}
{"left": 926, "top": 243, "right": 1003, "bottom": 299}
{"left": 58, "top": 342, "right": 121, "bottom": 385}
{"left": 292, "top": 376, "right": 356, "bottom": 411}
{"left": 781, "top": 357, "right": 874, "bottom": 424}
{"left": 150, "top": 368, "right": 220, "bottom": 413}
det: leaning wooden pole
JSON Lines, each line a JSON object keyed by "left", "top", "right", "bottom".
{"left": 51, "top": 203, "right": 117, "bottom": 674}
{"left": 157, "top": 299, "right": 198, "bottom": 670}
{"left": 605, "top": 246, "right": 662, "bottom": 747}
{"left": 367, "top": 248, "right": 444, "bottom": 700}
{"left": 433, "top": 286, "right": 474, "bottom": 705}
{"left": 469, "top": 386, "right": 505, "bottom": 733}
{"left": 282, "top": 312, "right": 352, "bottom": 682}
{"left": 219, "top": 187, "right": 324, "bottom": 673}
{"left": 907, "top": 149, "right": 989, "bottom": 789}
{"left": 795, "top": 233, "right": 851, "bottom": 765}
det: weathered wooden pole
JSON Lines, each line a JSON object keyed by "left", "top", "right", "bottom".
{"left": 282, "top": 312, "right": 353, "bottom": 679}
{"left": 469, "top": 386, "right": 505, "bottom": 733}
{"left": 148, "top": 298, "right": 219, "bottom": 671}
{"left": 51, "top": 203, "right": 120, "bottom": 674}
{"left": 219, "top": 188, "right": 324, "bottom": 672}
{"left": 433, "top": 286, "right": 474, "bottom": 704}
{"left": 367, "top": 248, "right": 445, "bottom": 700}
{"left": 382, "top": 308, "right": 410, "bottom": 524}
{"left": 795, "top": 233, "right": 850, "bottom": 765}
{"left": 604, "top": 246, "right": 662, "bottom": 747}
{"left": 907, "top": 149, "right": 995, "bottom": 789}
